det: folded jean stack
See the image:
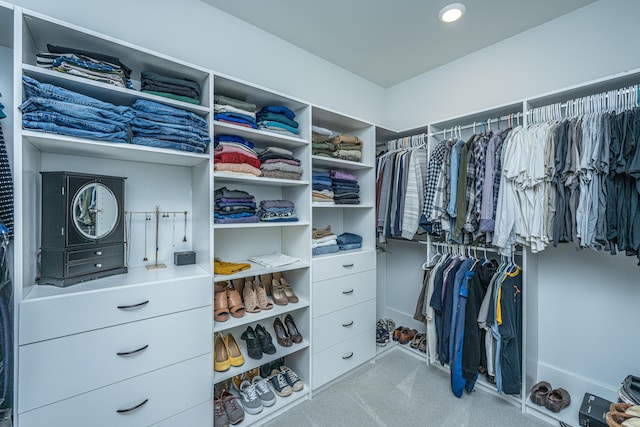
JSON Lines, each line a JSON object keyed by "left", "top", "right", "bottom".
{"left": 214, "top": 95, "right": 257, "bottom": 128}
{"left": 312, "top": 225, "right": 339, "bottom": 256}
{"left": 331, "top": 170, "right": 360, "bottom": 204}
{"left": 20, "top": 75, "right": 132, "bottom": 143}
{"left": 258, "top": 147, "right": 302, "bottom": 180}
{"left": 257, "top": 200, "right": 298, "bottom": 223}
{"left": 257, "top": 105, "right": 299, "bottom": 136}
{"left": 336, "top": 232, "right": 362, "bottom": 251}
{"left": 312, "top": 169, "right": 334, "bottom": 203}
{"left": 140, "top": 70, "right": 201, "bottom": 105}
{"left": 214, "top": 135, "right": 261, "bottom": 177}
{"left": 312, "top": 125, "right": 337, "bottom": 158}
{"left": 36, "top": 43, "right": 133, "bottom": 89}
{"left": 130, "top": 99, "right": 209, "bottom": 153}
{"left": 214, "top": 187, "right": 259, "bottom": 224}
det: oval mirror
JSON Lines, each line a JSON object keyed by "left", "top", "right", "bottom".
{"left": 71, "top": 182, "right": 118, "bottom": 240}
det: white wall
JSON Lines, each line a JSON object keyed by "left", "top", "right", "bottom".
{"left": 384, "top": 0, "right": 640, "bottom": 130}
{"left": 9, "top": 0, "right": 385, "bottom": 125}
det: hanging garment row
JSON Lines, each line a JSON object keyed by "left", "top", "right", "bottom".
{"left": 376, "top": 133, "right": 427, "bottom": 241}
{"left": 0, "top": 225, "right": 12, "bottom": 419}
{"left": 416, "top": 244, "right": 523, "bottom": 398}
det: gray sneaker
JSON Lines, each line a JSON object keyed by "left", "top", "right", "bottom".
{"left": 220, "top": 391, "right": 245, "bottom": 424}
{"left": 214, "top": 397, "right": 229, "bottom": 427}
{"left": 252, "top": 375, "right": 277, "bottom": 407}
{"left": 239, "top": 379, "right": 263, "bottom": 415}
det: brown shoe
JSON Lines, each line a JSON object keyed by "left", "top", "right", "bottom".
{"left": 399, "top": 328, "right": 417, "bottom": 345}
{"left": 214, "top": 285, "right": 230, "bottom": 322}
{"left": 278, "top": 276, "right": 299, "bottom": 303}
{"left": 392, "top": 327, "right": 402, "bottom": 341}
{"left": 530, "top": 381, "right": 552, "bottom": 406}
{"left": 273, "top": 317, "right": 292, "bottom": 347}
{"left": 271, "top": 280, "right": 289, "bottom": 306}
{"left": 544, "top": 388, "right": 571, "bottom": 413}
{"left": 284, "top": 313, "right": 303, "bottom": 343}
{"left": 226, "top": 288, "right": 246, "bottom": 318}
{"left": 259, "top": 273, "right": 273, "bottom": 295}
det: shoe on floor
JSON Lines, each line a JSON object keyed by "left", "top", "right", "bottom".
{"left": 251, "top": 375, "right": 277, "bottom": 407}
{"left": 280, "top": 365, "right": 304, "bottom": 392}
{"left": 268, "top": 369, "right": 293, "bottom": 397}
{"left": 530, "top": 381, "right": 552, "bottom": 406}
{"left": 220, "top": 391, "right": 245, "bottom": 425}
{"left": 239, "top": 380, "right": 263, "bottom": 415}
{"left": 544, "top": 387, "right": 571, "bottom": 413}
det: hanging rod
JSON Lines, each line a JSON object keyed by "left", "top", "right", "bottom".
{"left": 428, "top": 240, "right": 523, "bottom": 256}
{"left": 435, "top": 112, "right": 522, "bottom": 138}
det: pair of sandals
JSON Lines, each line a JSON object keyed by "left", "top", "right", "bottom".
{"left": 214, "top": 283, "right": 246, "bottom": 322}
{"left": 410, "top": 332, "right": 427, "bottom": 353}
{"left": 530, "top": 381, "right": 571, "bottom": 413}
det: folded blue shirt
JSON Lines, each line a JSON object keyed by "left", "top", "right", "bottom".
{"left": 258, "top": 105, "right": 296, "bottom": 120}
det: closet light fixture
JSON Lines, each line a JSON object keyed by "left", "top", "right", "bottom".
{"left": 438, "top": 3, "right": 466, "bottom": 23}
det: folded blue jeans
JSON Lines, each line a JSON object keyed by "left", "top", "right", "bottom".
{"left": 132, "top": 117, "right": 209, "bottom": 138}
{"left": 131, "top": 126, "right": 210, "bottom": 147}
{"left": 20, "top": 96, "right": 132, "bottom": 126}
{"left": 23, "top": 111, "right": 126, "bottom": 133}
{"left": 339, "top": 243, "right": 362, "bottom": 251}
{"left": 131, "top": 137, "right": 204, "bottom": 153}
{"left": 23, "top": 120, "right": 127, "bottom": 143}
{"left": 312, "top": 244, "right": 340, "bottom": 256}
{"left": 336, "top": 232, "right": 363, "bottom": 245}
{"left": 133, "top": 109, "right": 207, "bottom": 130}
{"left": 132, "top": 99, "right": 207, "bottom": 127}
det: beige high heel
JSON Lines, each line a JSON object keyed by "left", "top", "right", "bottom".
{"left": 243, "top": 280, "right": 261, "bottom": 313}
{"left": 278, "top": 275, "right": 299, "bottom": 303}
{"left": 259, "top": 273, "right": 272, "bottom": 295}
{"left": 271, "top": 279, "right": 288, "bottom": 306}
{"left": 254, "top": 280, "right": 273, "bottom": 310}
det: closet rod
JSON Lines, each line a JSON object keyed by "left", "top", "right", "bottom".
{"left": 434, "top": 112, "right": 522, "bottom": 137}
{"left": 427, "top": 241, "right": 523, "bottom": 256}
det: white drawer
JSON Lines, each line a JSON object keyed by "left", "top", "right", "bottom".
{"left": 20, "top": 274, "right": 211, "bottom": 344}
{"left": 312, "top": 269, "right": 376, "bottom": 317}
{"left": 312, "top": 250, "right": 375, "bottom": 282}
{"left": 19, "top": 306, "right": 212, "bottom": 413}
{"left": 313, "top": 299, "right": 376, "bottom": 353}
{"left": 151, "top": 401, "right": 212, "bottom": 426}
{"left": 312, "top": 329, "right": 375, "bottom": 389}
{"left": 18, "top": 354, "right": 212, "bottom": 427}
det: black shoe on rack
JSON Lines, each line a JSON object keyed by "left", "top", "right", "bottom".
{"left": 240, "top": 326, "right": 263, "bottom": 360}
{"left": 255, "top": 323, "right": 277, "bottom": 355}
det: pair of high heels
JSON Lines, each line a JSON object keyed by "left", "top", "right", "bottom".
{"left": 264, "top": 272, "right": 298, "bottom": 306}
{"left": 273, "top": 314, "right": 302, "bottom": 347}
{"left": 240, "top": 324, "right": 277, "bottom": 359}
{"left": 214, "top": 332, "right": 245, "bottom": 372}
{"left": 243, "top": 279, "right": 273, "bottom": 313}
{"left": 214, "top": 282, "right": 246, "bottom": 322}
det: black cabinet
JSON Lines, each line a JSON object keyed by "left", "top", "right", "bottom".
{"left": 40, "top": 172, "right": 127, "bottom": 287}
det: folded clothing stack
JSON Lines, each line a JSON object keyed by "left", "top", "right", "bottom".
{"left": 258, "top": 146, "right": 302, "bottom": 180}
{"left": 214, "top": 187, "right": 259, "bottom": 224}
{"left": 336, "top": 232, "right": 362, "bottom": 251}
{"left": 331, "top": 134, "right": 363, "bottom": 162}
{"left": 248, "top": 252, "right": 301, "bottom": 268}
{"left": 214, "top": 95, "right": 257, "bottom": 128}
{"left": 141, "top": 70, "right": 201, "bottom": 105}
{"left": 20, "top": 75, "right": 132, "bottom": 143}
{"left": 214, "top": 258, "right": 251, "bottom": 275}
{"left": 214, "top": 135, "right": 261, "bottom": 177}
{"left": 37, "top": 43, "right": 133, "bottom": 89}
{"left": 312, "top": 225, "right": 339, "bottom": 256}
{"left": 312, "top": 169, "right": 334, "bottom": 203}
{"left": 257, "top": 105, "right": 299, "bottom": 136}
{"left": 312, "top": 125, "right": 337, "bottom": 157}
{"left": 131, "top": 99, "right": 210, "bottom": 153}
{"left": 257, "top": 200, "right": 298, "bottom": 222}
{"left": 331, "top": 170, "right": 360, "bottom": 205}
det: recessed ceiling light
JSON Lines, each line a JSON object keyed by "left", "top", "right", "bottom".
{"left": 438, "top": 3, "right": 466, "bottom": 23}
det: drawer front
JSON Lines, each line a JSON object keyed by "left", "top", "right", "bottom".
{"left": 67, "top": 244, "right": 124, "bottom": 263}
{"left": 312, "top": 269, "right": 376, "bottom": 317}
{"left": 19, "top": 307, "right": 212, "bottom": 413}
{"left": 312, "top": 250, "right": 375, "bottom": 282}
{"left": 18, "top": 354, "right": 211, "bottom": 427}
{"left": 312, "top": 329, "right": 375, "bottom": 389}
{"left": 312, "top": 299, "right": 376, "bottom": 353}
{"left": 150, "top": 401, "right": 212, "bottom": 427}
{"left": 20, "top": 274, "right": 211, "bottom": 344}
{"left": 66, "top": 255, "right": 124, "bottom": 277}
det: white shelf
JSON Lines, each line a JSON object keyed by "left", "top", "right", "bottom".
{"left": 214, "top": 121, "right": 308, "bottom": 147}
{"left": 214, "top": 221, "right": 309, "bottom": 229}
{"left": 234, "top": 387, "right": 310, "bottom": 427}
{"left": 22, "top": 65, "right": 210, "bottom": 115}
{"left": 213, "top": 261, "right": 310, "bottom": 283}
{"left": 214, "top": 172, "right": 308, "bottom": 187}
{"left": 311, "top": 155, "right": 372, "bottom": 170}
{"left": 213, "top": 300, "right": 309, "bottom": 333}
{"left": 23, "top": 130, "right": 210, "bottom": 167}
{"left": 312, "top": 202, "right": 373, "bottom": 208}
{"left": 214, "top": 337, "right": 309, "bottom": 384}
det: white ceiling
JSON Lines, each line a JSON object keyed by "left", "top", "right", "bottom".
{"left": 201, "top": 0, "right": 596, "bottom": 88}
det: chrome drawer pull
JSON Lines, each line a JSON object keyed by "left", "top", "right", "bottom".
{"left": 117, "top": 344, "right": 149, "bottom": 356}
{"left": 95, "top": 251, "right": 102, "bottom": 255}
{"left": 342, "top": 263, "right": 354, "bottom": 268}
{"left": 117, "top": 300, "right": 149, "bottom": 310}
{"left": 342, "top": 352, "right": 354, "bottom": 360}
{"left": 116, "top": 398, "right": 149, "bottom": 414}
{"left": 95, "top": 263, "right": 102, "bottom": 268}
{"left": 342, "top": 321, "right": 354, "bottom": 327}
{"left": 342, "top": 289, "right": 354, "bottom": 295}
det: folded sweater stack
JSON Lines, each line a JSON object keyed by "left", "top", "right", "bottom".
{"left": 214, "top": 95, "right": 257, "bottom": 128}
{"left": 141, "top": 70, "right": 202, "bottom": 105}
{"left": 258, "top": 146, "right": 302, "bottom": 180}
{"left": 312, "top": 169, "right": 334, "bottom": 203}
{"left": 331, "top": 169, "right": 360, "bottom": 205}
{"left": 312, "top": 225, "right": 339, "bottom": 256}
{"left": 214, "top": 187, "right": 259, "bottom": 224}
{"left": 311, "top": 126, "right": 363, "bottom": 162}
{"left": 214, "top": 135, "right": 261, "bottom": 177}
{"left": 257, "top": 105, "right": 299, "bottom": 136}
{"left": 257, "top": 200, "right": 298, "bottom": 223}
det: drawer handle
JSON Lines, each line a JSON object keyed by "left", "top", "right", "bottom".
{"left": 95, "top": 263, "right": 102, "bottom": 268}
{"left": 342, "top": 321, "right": 354, "bottom": 327}
{"left": 342, "top": 289, "right": 354, "bottom": 295}
{"left": 117, "top": 300, "right": 149, "bottom": 310}
{"left": 116, "top": 398, "right": 149, "bottom": 414}
{"left": 95, "top": 251, "right": 103, "bottom": 255}
{"left": 342, "top": 352, "right": 354, "bottom": 360}
{"left": 117, "top": 344, "right": 149, "bottom": 356}
{"left": 342, "top": 263, "right": 354, "bottom": 268}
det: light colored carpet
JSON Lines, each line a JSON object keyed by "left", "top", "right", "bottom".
{"left": 264, "top": 349, "right": 552, "bottom": 427}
